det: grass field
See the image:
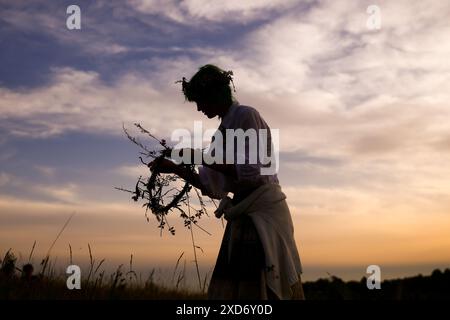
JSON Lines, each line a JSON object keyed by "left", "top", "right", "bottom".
{"left": 1, "top": 249, "right": 449, "bottom": 300}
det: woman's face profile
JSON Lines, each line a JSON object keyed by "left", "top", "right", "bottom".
{"left": 196, "top": 102, "right": 221, "bottom": 119}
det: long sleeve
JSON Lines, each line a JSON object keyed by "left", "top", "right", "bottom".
{"left": 231, "top": 106, "right": 279, "bottom": 190}
{"left": 199, "top": 102, "right": 279, "bottom": 198}
{"left": 198, "top": 166, "right": 230, "bottom": 199}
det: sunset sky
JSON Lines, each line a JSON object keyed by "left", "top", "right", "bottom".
{"left": 1, "top": 0, "right": 450, "bottom": 285}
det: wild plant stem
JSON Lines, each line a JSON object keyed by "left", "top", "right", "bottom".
{"left": 186, "top": 192, "right": 202, "bottom": 290}
{"left": 28, "top": 240, "right": 36, "bottom": 262}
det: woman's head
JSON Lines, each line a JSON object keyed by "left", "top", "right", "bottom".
{"left": 179, "top": 64, "right": 235, "bottom": 118}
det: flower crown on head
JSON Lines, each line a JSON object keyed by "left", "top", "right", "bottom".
{"left": 176, "top": 67, "right": 236, "bottom": 102}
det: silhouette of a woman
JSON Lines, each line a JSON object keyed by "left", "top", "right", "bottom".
{"left": 150, "top": 64, "right": 304, "bottom": 300}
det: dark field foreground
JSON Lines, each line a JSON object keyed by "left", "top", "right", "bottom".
{"left": 1, "top": 250, "right": 449, "bottom": 300}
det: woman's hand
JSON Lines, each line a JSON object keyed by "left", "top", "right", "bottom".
{"left": 149, "top": 158, "right": 178, "bottom": 174}
{"left": 173, "top": 147, "right": 203, "bottom": 164}
{"left": 150, "top": 157, "right": 205, "bottom": 192}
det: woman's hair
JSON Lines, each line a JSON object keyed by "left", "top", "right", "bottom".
{"left": 178, "top": 64, "right": 235, "bottom": 106}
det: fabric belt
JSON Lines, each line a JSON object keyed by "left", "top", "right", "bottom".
{"left": 232, "top": 186, "right": 260, "bottom": 205}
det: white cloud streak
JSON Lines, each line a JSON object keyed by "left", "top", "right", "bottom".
{"left": 129, "top": 0, "right": 305, "bottom": 23}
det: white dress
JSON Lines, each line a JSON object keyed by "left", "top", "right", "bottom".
{"left": 199, "top": 102, "right": 304, "bottom": 300}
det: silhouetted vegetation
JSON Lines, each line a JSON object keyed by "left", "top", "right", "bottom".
{"left": 1, "top": 249, "right": 449, "bottom": 299}
{"left": 302, "top": 269, "right": 450, "bottom": 300}
{"left": 0, "top": 249, "right": 203, "bottom": 300}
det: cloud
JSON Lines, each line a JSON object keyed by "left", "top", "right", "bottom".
{"left": 129, "top": 0, "right": 304, "bottom": 23}
{"left": 434, "top": 135, "right": 450, "bottom": 152}
{"left": 34, "top": 165, "right": 56, "bottom": 177}
{"left": 2, "top": 0, "right": 450, "bottom": 201}
{"left": 128, "top": 0, "right": 187, "bottom": 23}
{"left": 1, "top": 2, "right": 449, "bottom": 192}
{"left": 116, "top": 164, "right": 150, "bottom": 179}
{"left": 32, "top": 183, "right": 80, "bottom": 204}
{"left": 0, "top": 4, "right": 104, "bottom": 56}
{"left": 0, "top": 150, "right": 16, "bottom": 162}
{"left": 0, "top": 66, "right": 216, "bottom": 139}
{"left": 0, "top": 172, "right": 13, "bottom": 187}
{"left": 0, "top": 170, "right": 81, "bottom": 204}
{"left": 280, "top": 149, "right": 343, "bottom": 166}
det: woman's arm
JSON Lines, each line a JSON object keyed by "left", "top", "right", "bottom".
{"left": 172, "top": 164, "right": 204, "bottom": 190}
{"left": 149, "top": 158, "right": 203, "bottom": 189}
{"left": 149, "top": 158, "right": 234, "bottom": 196}
{"left": 173, "top": 147, "right": 237, "bottom": 178}
{"left": 203, "top": 163, "right": 237, "bottom": 179}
